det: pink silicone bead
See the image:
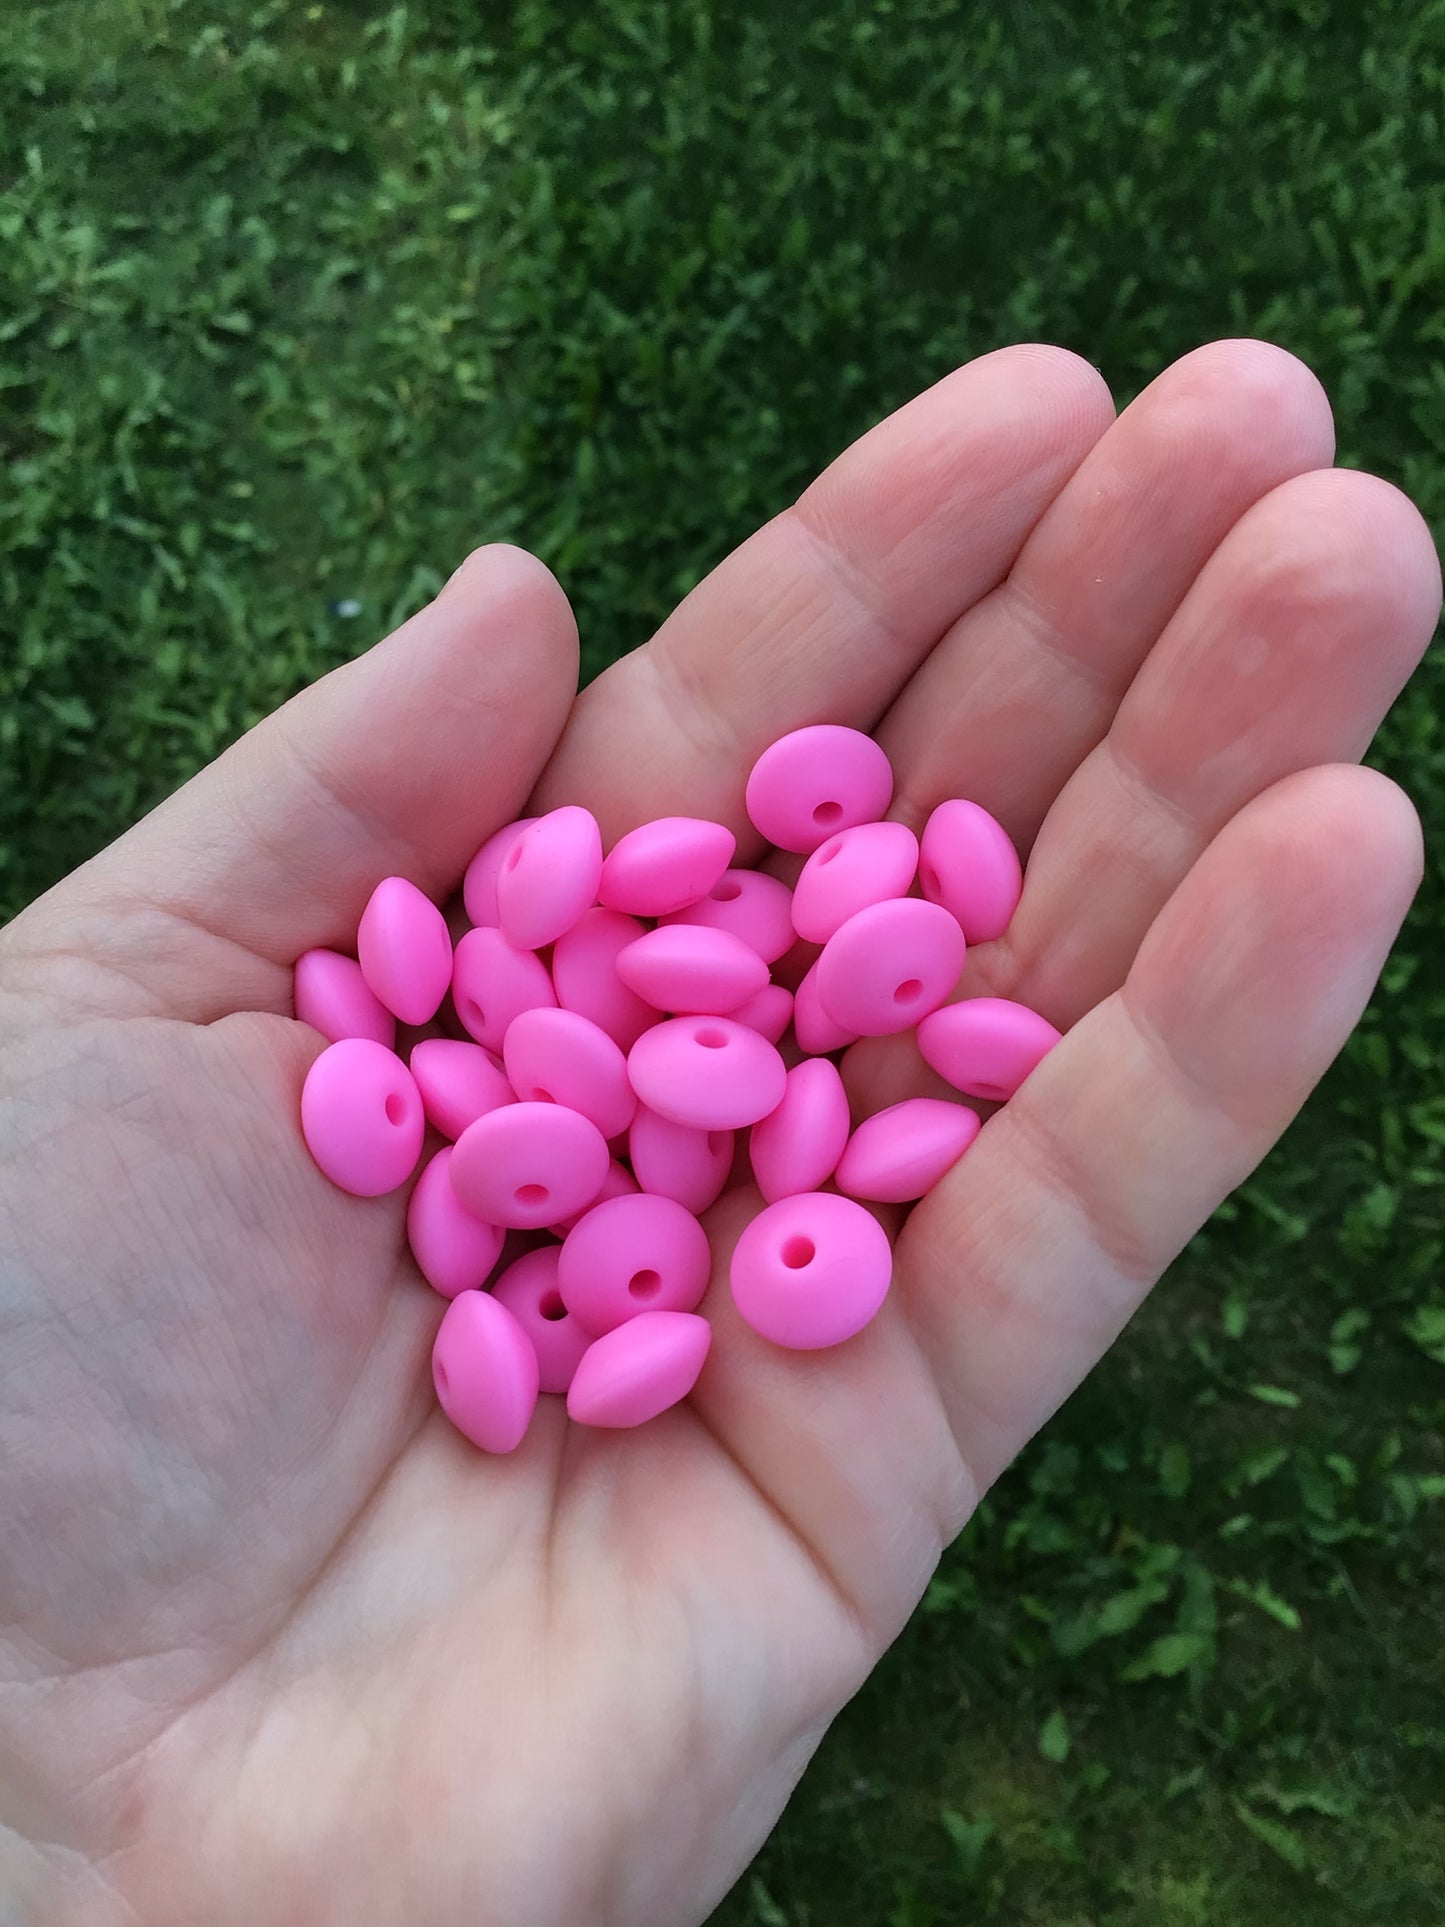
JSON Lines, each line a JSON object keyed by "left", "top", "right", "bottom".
{"left": 616, "top": 925, "right": 769, "bottom": 1015}
{"left": 919, "top": 799, "right": 1023, "bottom": 943}
{"left": 450, "top": 1101, "right": 611, "bottom": 1229}
{"left": 551, "top": 906, "right": 656, "bottom": 1052}
{"left": 356, "top": 876, "right": 453, "bottom": 1025}
{"left": 816, "top": 899, "right": 965, "bottom": 1037}
{"left": 730, "top": 1193, "right": 892, "bottom": 1349}
{"left": 496, "top": 805, "right": 603, "bottom": 951}
{"left": 629, "top": 1105, "right": 733, "bottom": 1214}
{"left": 835, "top": 1098, "right": 982, "bottom": 1202}
{"left": 660, "top": 868, "right": 797, "bottom": 964}
{"left": 293, "top": 948, "right": 396, "bottom": 1049}
{"left": 791, "top": 821, "right": 919, "bottom": 944}
{"left": 628, "top": 1017, "right": 787, "bottom": 1130}
{"left": 792, "top": 959, "right": 859, "bottom": 1055}
{"left": 409, "top": 1037, "right": 514, "bottom": 1139}
{"left": 598, "top": 817, "right": 737, "bottom": 917}
{"left": 566, "top": 1311, "right": 712, "bottom": 1428}
{"left": 917, "top": 997, "right": 1062, "bottom": 1101}
{"left": 729, "top": 981, "right": 793, "bottom": 1044}
{"left": 491, "top": 1245, "right": 591, "bottom": 1395}
{"left": 407, "top": 1146, "right": 505, "bottom": 1297}
{"left": 452, "top": 926, "right": 556, "bottom": 1053}
{"left": 300, "top": 1038, "right": 424, "bottom": 1197}
{"left": 432, "top": 1289, "right": 539, "bottom": 1454}
{"left": 462, "top": 818, "right": 536, "bottom": 928}
{"left": 558, "top": 1192, "right": 712, "bottom": 1336}
{"left": 503, "top": 1005, "right": 636, "bottom": 1140}
{"left": 749, "top": 1058, "right": 851, "bottom": 1204}
{"left": 745, "top": 724, "right": 894, "bottom": 854}
{"left": 548, "top": 1158, "right": 639, "bottom": 1237}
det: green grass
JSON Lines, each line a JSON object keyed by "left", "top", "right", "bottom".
{"left": 2, "top": 0, "right": 1443, "bottom": 1918}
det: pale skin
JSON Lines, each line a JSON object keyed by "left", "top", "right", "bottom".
{"left": 0, "top": 339, "right": 1439, "bottom": 1927}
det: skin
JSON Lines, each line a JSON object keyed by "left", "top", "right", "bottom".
{"left": 0, "top": 339, "right": 1438, "bottom": 1927}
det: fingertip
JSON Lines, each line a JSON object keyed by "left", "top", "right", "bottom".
{"left": 439, "top": 542, "right": 580, "bottom": 675}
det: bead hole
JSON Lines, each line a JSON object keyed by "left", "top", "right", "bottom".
{"left": 812, "top": 801, "right": 843, "bottom": 827}
{"left": 531, "top": 1087, "right": 555, "bottom": 1103}
{"left": 628, "top": 1268, "right": 662, "bottom": 1299}
{"left": 975, "top": 1082, "right": 1007, "bottom": 1102}
{"left": 694, "top": 1026, "right": 728, "bottom": 1049}
{"left": 781, "top": 1235, "right": 815, "bottom": 1270}
{"left": 539, "top": 1290, "right": 567, "bottom": 1321}
{"left": 921, "top": 864, "right": 941, "bottom": 896}
{"left": 707, "top": 1131, "right": 730, "bottom": 1157}
{"left": 711, "top": 878, "right": 743, "bottom": 902}
{"left": 515, "top": 1182, "right": 549, "bottom": 1207}
{"left": 464, "top": 998, "right": 485, "bottom": 1028}
{"left": 894, "top": 978, "right": 923, "bottom": 1004}
{"left": 434, "top": 1360, "right": 449, "bottom": 1392}
{"left": 505, "top": 841, "right": 526, "bottom": 870}
{"left": 817, "top": 838, "right": 844, "bottom": 866}
{"left": 384, "top": 1092, "right": 406, "bottom": 1126}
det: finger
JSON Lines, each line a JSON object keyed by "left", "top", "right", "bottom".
{"left": 901, "top": 762, "right": 1423, "bottom": 1491}
{"left": 532, "top": 345, "right": 1115, "bottom": 840}
{"left": 977, "top": 468, "right": 1442, "bottom": 1026}
{"left": 878, "top": 339, "right": 1337, "bottom": 844}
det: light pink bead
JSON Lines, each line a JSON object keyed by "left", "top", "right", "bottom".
{"left": 502, "top": 1005, "right": 636, "bottom": 1140}
{"left": 917, "top": 997, "right": 1062, "bottom": 1101}
{"left": 660, "top": 868, "right": 796, "bottom": 964}
{"left": 452, "top": 926, "right": 556, "bottom": 1053}
{"left": 729, "top": 981, "right": 793, "bottom": 1045}
{"left": 558, "top": 1192, "right": 711, "bottom": 1336}
{"left": 409, "top": 1037, "right": 514, "bottom": 1139}
{"left": 616, "top": 925, "right": 769, "bottom": 1015}
{"left": 432, "top": 1290, "right": 539, "bottom": 1454}
{"left": 791, "top": 821, "right": 919, "bottom": 944}
{"left": 628, "top": 1105, "right": 733, "bottom": 1214}
{"left": 356, "top": 876, "right": 453, "bottom": 1025}
{"left": 749, "top": 1058, "right": 851, "bottom": 1204}
{"left": 628, "top": 1017, "right": 787, "bottom": 1130}
{"left": 547, "top": 1158, "right": 639, "bottom": 1237}
{"left": 551, "top": 906, "right": 656, "bottom": 1052}
{"left": 450, "top": 1101, "right": 610, "bottom": 1229}
{"left": 300, "top": 1038, "right": 424, "bottom": 1197}
{"left": 491, "top": 1245, "right": 591, "bottom": 1395}
{"left": 745, "top": 724, "right": 894, "bottom": 854}
{"left": 293, "top": 948, "right": 396, "bottom": 1049}
{"left": 919, "top": 798, "right": 1023, "bottom": 943}
{"left": 407, "top": 1147, "right": 504, "bottom": 1297}
{"left": 566, "top": 1311, "right": 712, "bottom": 1428}
{"left": 598, "top": 817, "right": 737, "bottom": 917}
{"left": 835, "top": 1098, "right": 982, "bottom": 1202}
{"left": 730, "top": 1193, "right": 892, "bottom": 1350}
{"left": 792, "top": 959, "right": 859, "bottom": 1055}
{"left": 816, "top": 899, "right": 965, "bottom": 1036}
{"left": 496, "top": 805, "right": 603, "bottom": 951}
{"left": 462, "top": 818, "right": 536, "bottom": 928}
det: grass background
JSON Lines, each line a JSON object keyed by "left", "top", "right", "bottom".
{"left": 2, "top": 0, "right": 1443, "bottom": 1919}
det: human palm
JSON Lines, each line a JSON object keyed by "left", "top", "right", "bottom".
{"left": 1, "top": 341, "right": 1438, "bottom": 1927}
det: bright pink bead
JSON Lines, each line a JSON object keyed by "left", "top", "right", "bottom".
{"left": 816, "top": 899, "right": 965, "bottom": 1036}
{"left": 919, "top": 799, "right": 1023, "bottom": 943}
{"left": 407, "top": 1147, "right": 504, "bottom": 1297}
{"left": 451, "top": 925, "right": 556, "bottom": 1053}
{"left": 502, "top": 1005, "right": 636, "bottom": 1140}
{"left": 450, "top": 1101, "right": 611, "bottom": 1229}
{"left": 628, "top": 1105, "right": 733, "bottom": 1214}
{"left": 729, "top": 981, "right": 793, "bottom": 1045}
{"left": 566, "top": 1311, "right": 712, "bottom": 1428}
{"left": 917, "top": 997, "right": 1062, "bottom": 1101}
{"left": 300, "top": 1038, "right": 424, "bottom": 1197}
{"left": 730, "top": 1193, "right": 892, "bottom": 1350}
{"left": 835, "top": 1098, "right": 981, "bottom": 1202}
{"left": 660, "top": 868, "right": 796, "bottom": 964}
{"left": 462, "top": 818, "right": 536, "bottom": 928}
{"left": 491, "top": 1245, "right": 591, "bottom": 1395}
{"left": 293, "top": 948, "right": 396, "bottom": 1049}
{"left": 547, "top": 1158, "right": 638, "bottom": 1237}
{"left": 432, "top": 1290, "right": 539, "bottom": 1454}
{"left": 356, "top": 876, "right": 453, "bottom": 1025}
{"left": 616, "top": 925, "right": 769, "bottom": 1015}
{"left": 749, "top": 1058, "right": 851, "bottom": 1204}
{"left": 496, "top": 805, "right": 603, "bottom": 950}
{"left": 791, "top": 821, "right": 919, "bottom": 944}
{"left": 558, "top": 1192, "right": 712, "bottom": 1336}
{"left": 628, "top": 1017, "right": 787, "bottom": 1130}
{"left": 551, "top": 906, "right": 656, "bottom": 1051}
{"left": 792, "top": 959, "right": 859, "bottom": 1055}
{"left": 745, "top": 724, "right": 894, "bottom": 854}
{"left": 598, "top": 817, "right": 737, "bottom": 917}
{"left": 409, "top": 1037, "right": 514, "bottom": 1140}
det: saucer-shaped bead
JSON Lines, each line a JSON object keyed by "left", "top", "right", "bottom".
{"left": 629, "top": 1106, "right": 733, "bottom": 1214}
{"left": 301, "top": 1038, "right": 424, "bottom": 1197}
{"left": 916, "top": 998, "right": 1062, "bottom": 1101}
{"left": 791, "top": 821, "right": 919, "bottom": 944}
{"left": 627, "top": 1017, "right": 787, "bottom": 1130}
{"left": 503, "top": 1005, "right": 636, "bottom": 1140}
{"left": 566, "top": 1312, "right": 712, "bottom": 1428}
{"left": 616, "top": 925, "right": 769, "bottom": 1015}
{"left": 407, "top": 1147, "right": 504, "bottom": 1297}
{"left": 558, "top": 1192, "right": 712, "bottom": 1336}
{"left": 462, "top": 818, "right": 536, "bottom": 928}
{"left": 598, "top": 817, "right": 736, "bottom": 917}
{"left": 551, "top": 906, "right": 656, "bottom": 1051}
{"left": 491, "top": 1245, "right": 591, "bottom": 1395}
{"left": 918, "top": 799, "right": 1023, "bottom": 943}
{"left": 409, "top": 1037, "right": 514, "bottom": 1140}
{"left": 357, "top": 876, "right": 453, "bottom": 1025}
{"left": 432, "top": 1290, "right": 539, "bottom": 1454}
{"left": 293, "top": 949, "right": 395, "bottom": 1049}
{"left": 496, "top": 805, "right": 603, "bottom": 950}
{"left": 748, "top": 1058, "right": 851, "bottom": 1204}
{"left": 450, "top": 1101, "right": 611, "bottom": 1229}
{"left": 451, "top": 926, "right": 556, "bottom": 1054}
{"left": 834, "top": 1097, "right": 981, "bottom": 1202}
{"left": 660, "top": 868, "right": 796, "bottom": 963}
{"left": 815, "top": 899, "right": 965, "bottom": 1036}
{"left": 730, "top": 1193, "right": 892, "bottom": 1350}
{"left": 745, "top": 725, "right": 893, "bottom": 854}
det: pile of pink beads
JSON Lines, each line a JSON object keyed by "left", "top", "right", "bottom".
{"left": 295, "top": 725, "right": 1061, "bottom": 1453}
